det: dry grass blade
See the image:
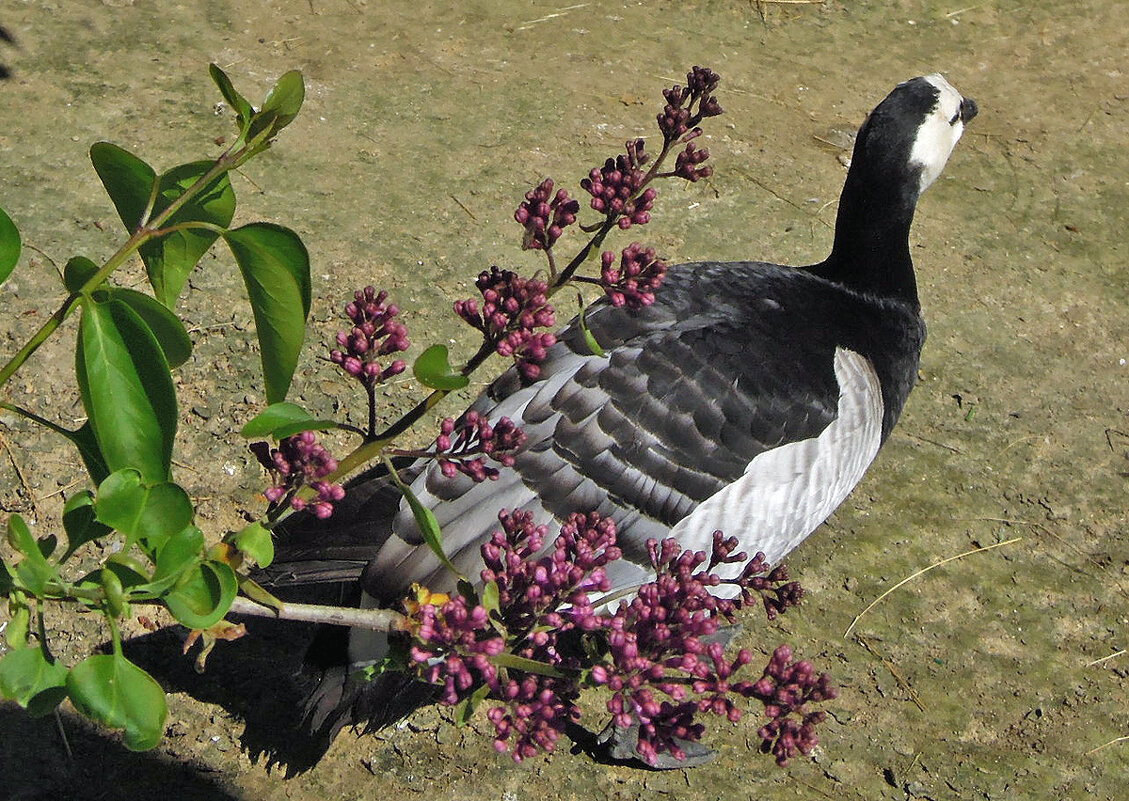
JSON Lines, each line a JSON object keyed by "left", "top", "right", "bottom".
{"left": 844, "top": 537, "right": 1023, "bottom": 637}
{"left": 1086, "top": 649, "right": 1126, "bottom": 668}
{"left": 1086, "top": 735, "right": 1129, "bottom": 756}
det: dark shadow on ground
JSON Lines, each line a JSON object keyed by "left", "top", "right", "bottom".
{"left": 123, "top": 586, "right": 345, "bottom": 776}
{"left": 0, "top": 704, "right": 243, "bottom": 801}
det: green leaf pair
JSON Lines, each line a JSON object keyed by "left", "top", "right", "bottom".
{"left": 208, "top": 64, "right": 303, "bottom": 149}
{"left": 91, "top": 144, "right": 236, "bottom": 309}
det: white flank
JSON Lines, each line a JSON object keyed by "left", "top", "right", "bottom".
{"left": 667, "top": 347, "right": 884, "bottom": 577}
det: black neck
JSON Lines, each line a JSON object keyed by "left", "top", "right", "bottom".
{"left": 810, "top": 163, "right": 922, "bottom": 307}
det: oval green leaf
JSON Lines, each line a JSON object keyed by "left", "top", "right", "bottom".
{"left": 413, "top": 344, "right": 469, "bottom": 391}
{"left": 0, "top": 205, "right": 20, "bottom": 287}
{"left": 100, "top": 287, "right": 193, "bottom": 368}
{"left": 63, "top": 255, "right": 99, "bottom": 294}
{"left": 398, "top": 480, "right": 459, "bottom": 576}
{"left": 141, "top": 162, "right": 236, "bottom": 308}
{"left": 143, "top": 525, "right": 205, "bottom": 596}
{"left": 232, "top": 522, "right": 274, "bottom": 569}
{"left": 7, "top": 514, "right": 54, "bottom": 596}
{"left": 90, "top": 142, "right": 156, "bottom": 236}
{"left": 76, "top": 298, "right": 178, "bottom": 483}
{"left": 223, "top": 223, "right": 311, "bottom": 404}
{"left": 94, "top": 470, "right": 194, "bottom": 553}
{"left": 239, "top": 401, "right": 337, "bottom": 439}
{"left": 62, "top": 490, "right": 112, "bottom": 562}
{"left": 66, "top": 653, "right": 168, "bottom": 751}
{"left": 247, "top": 69, "right": 304, "bottom": 143}
{"left": 208, "top": 63, "right": 253, "bottom": 127}
{"left": 163, "top": 560, "right": 237, "bottom": 629}
{"left": 68, "top": 421, "right": 110, "bottom": 486}
{"left": 0, "top": 646, "right": 69, "bottom": 716}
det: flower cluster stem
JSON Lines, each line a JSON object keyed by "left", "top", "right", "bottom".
{"left": 227, "top": 595, "right": 408, "bottom": 631}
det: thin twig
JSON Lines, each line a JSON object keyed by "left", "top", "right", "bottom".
{"left": 1086, "top": 735, "right": 1129, "bottom": 756}
{"left": 0, "top": 427, "right": 39, "bottom": 518}
{"left": 54, "top": 709, "right": 74, "bottom": 761}
{"left": 844, "top": 537, "right": 1022, "bottom": 636}
{"left": 450, "top": 194, "right": 477, "bottom": 221}
{"left": 228, "top": 595, "right": 407, "bottom": 631}
{"left": 1086, "top": 649, "right": 1126, "bottom": 668}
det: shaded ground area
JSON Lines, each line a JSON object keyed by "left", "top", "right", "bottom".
{"left": 1, "top": 0, "right": 1127, "bottom": 798}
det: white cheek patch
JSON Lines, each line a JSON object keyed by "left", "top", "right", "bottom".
{"left": 911, "top": 73, "right": 967, "bottom": 194}
{"left": 666, "top": 348, "right": 884, "bottom": 576}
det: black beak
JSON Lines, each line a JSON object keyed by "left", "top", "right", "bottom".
{"left": 959, "top": 97, "right": 978, "bottom": 124}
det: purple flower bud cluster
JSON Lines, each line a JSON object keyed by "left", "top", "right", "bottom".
{"left": 674, "top": 139, "right": 713, "bottom": 182}
{"left": 406, "top": 593, "right": 504, "bottom": 705}
{"left": 750, "top": 645, "right": 838, "bottom": 765}
{"left": 599, "top": 243, "right": 668, "bottom": 309}
{"left": 514, "top": 178, "right": 580, "bottom": 250}
{"left": 481, "top": 510, "right": 621, "bottom": 642}
{"left": 435, "top": 411, "right": 527, "bottom": 482}
{"left": 398, "top": 514, "right": 833, "bottom": 768}
{"left": 657, "top": 66, "right": 723, "bottom": 144}
{"left": 250, "top": 431, "right": 345, "bottom": 519}
{"left": 454, "top": 267, "right": 557, "bottom": 380}
{"left": 581, "top": 138, "right": 657, "bottom": 229}
{"left": 481, "top": 511, "right": 620, "bottom": 761}
{"left": 729, "top": 550, "right": 805, "bottom": 620}
{"left": 329, "top": 286, "right": 409, "bottom": 389}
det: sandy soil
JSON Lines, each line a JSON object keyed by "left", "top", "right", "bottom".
{"left": 1, "top": 0, "right": 1127, "bottom": 799}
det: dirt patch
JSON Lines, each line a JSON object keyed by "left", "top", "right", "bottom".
{"left": 1, "top": 1, "right": 1128, "bottom": 799}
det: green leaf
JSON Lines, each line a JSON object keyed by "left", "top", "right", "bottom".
{"left": 94, "top": 469, "right": 194, "bottom": 552}
{"left": 101, "top": 567, "right": 128, "bottom": 618}
{"left": 76, "top": 297, "right": 178, "bottom": 483}
{"left": 102, "top": 555, "right": 151, "bottom": 590}
{"left": 232, "top": 522, "right": 274, "bottom": 568}
{"left": 208, "top": 63, "right": 254, "bottom": 127}
{"left": 98, "top": 287, "right": 193, "bottom": 368}
{"left": 413, "top": 344, "right": 469, "bottom": 391}
{"left": 240, "top": 402, "right": 337, "bottom": 440}
{"left": 489, "top": 652, "right": 568, "bottom": 679}
{"left": 63, "top": 255, "right": 100, "bottom": 294}
{"left": 67, "top": 653, "right": 168, "bottom": 751}
{"left": 69, "top": 421, "right": 111, "bottom": 486}
{"left": 62, "top": 490, "right": 112, "bottom": 562}
{"left": 0, "top": 205, "right": 21, "bottom": 287}
{"left": 36, "top": 534, "right": 57, "bottom": 560}
{"left": 90, "top": 142, "right": 156, "bottom": 236}
{"left": 223, "top": 223, "right": 311, "bottom": 403}
{"left": 4, "top": 602, "right": 29, "bottom": 649}
{"left": 141, "top": 162, "right": 236, "bottom": 308}
{"left": 143, "top": 525, "right": 204, "bottom": 596}
{"left": 7, "top": 515, "right": 54, "bottom": 596}
{"left": 481, "top": 580, "right": 501, "bottom": 618}
{"left": 454, "top": 682, "right": 490, "bottom": 727}
{"left": 578, "top": 304, "right": 606, "bottom": 358}
{"left": 398, "top": 480, "right": 460, "bottom": 576}
{"left": 163, "top": 560, "right": 237, "bottom": 629}
{"left": 247, "top": 70, "right": 304, "bottom": 143}
{"left": 0, "top": 646, "right": 69, "bottom": 717}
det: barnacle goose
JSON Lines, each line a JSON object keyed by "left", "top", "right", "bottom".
{"left": 269, "top": 74, "right": 977, "bottom": 753}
